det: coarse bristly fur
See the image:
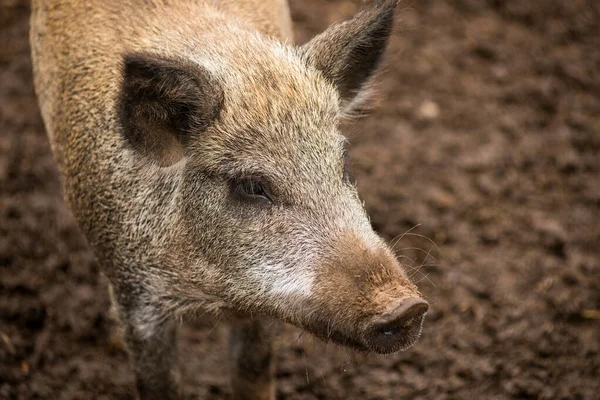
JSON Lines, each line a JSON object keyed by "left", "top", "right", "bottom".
{"left": 30, "top": 0, "right": 427, "bottom": 399}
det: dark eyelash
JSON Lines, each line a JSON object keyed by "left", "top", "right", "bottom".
{"left": 241, "top": 179, "right": 266, "bottom": 197}
{"left": 233, "top": 177, "right": 273, "bottom": 204}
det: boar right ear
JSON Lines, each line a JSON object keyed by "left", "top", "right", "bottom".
{"left": 118, "top": 53, "right": 223, "bottom": 166}
{"left": 300, "top": 0, "right": 398, "bottom": 112}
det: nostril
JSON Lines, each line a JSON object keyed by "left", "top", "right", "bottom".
{"left": 366, "top": 298, "right": 428, "bottom": 354}
{"left": 393, "top": 298, "right": 429, "bottom": 326}
{"left": 374, "top": 300, "right": 428, "bottom": 335}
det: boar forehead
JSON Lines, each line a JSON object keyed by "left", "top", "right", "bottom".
{"left": 189, "top": 54, "right": 348, "bottom": 193}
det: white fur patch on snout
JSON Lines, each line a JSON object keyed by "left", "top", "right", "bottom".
{"left": 254, "top": 261, "right": 314, "bottom": 298}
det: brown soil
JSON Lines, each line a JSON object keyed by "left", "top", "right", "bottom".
{"left": 1, "top": 0, "right": 599, "bottom": 399}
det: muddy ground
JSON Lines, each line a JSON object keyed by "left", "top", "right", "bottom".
{"left": 1, "top": 0, "right": 599, "bottom": 399}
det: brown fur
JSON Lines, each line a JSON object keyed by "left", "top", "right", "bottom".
{"left": 30, "top": 1, "right": 425, "bottom": 398}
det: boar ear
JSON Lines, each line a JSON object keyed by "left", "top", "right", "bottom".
{"left": 118, "top": 53, "right": 223, "bottom": 166}
{"left": 300, "top": 0, "right": 398, "bottom": 111}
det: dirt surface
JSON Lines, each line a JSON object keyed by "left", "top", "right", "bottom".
{"left": 1, "top": 0, "right": 599, "bottom": 399}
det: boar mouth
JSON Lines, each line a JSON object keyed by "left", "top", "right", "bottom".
{"left": 317, "top": 329, "right": 371, "bottom": 353}
{"left": 300, "top": 298, "right": 428, "bottom": 354}
{"left": 314, "top": 323, "right": 424, "bottom": 355}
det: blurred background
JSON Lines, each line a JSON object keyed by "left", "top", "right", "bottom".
{"left": 1, "top": 0, "right": 599, "bottom": 398}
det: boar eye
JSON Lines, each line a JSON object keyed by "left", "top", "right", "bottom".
{"left": 234, "top": 178, "right": 272, "bottom": 204}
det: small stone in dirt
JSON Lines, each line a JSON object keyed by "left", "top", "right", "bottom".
{"left": 491, "top": 65, "right": 508, "bottom": 82}
{"left": 581, "top": 309, "right": 600, "bottom": 320}
{"left": 531, "top": 214, "right": 568, "bottom": 257}
{"left": 416, "top": 100, "right": 440, "bottom": 122}
{"left": 427, "top": 187, "right": 456, "bottom": 210}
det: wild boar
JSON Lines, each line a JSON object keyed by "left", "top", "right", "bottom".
{"left": 30, "top": 0, "right": 428, "bottom": 398}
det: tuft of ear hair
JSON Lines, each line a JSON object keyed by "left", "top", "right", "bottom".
{"left": 118, "top": 53, "right": 223, "bottom": 167}
{"left": 300, "top": 0, "right": 399, "bottom": 114}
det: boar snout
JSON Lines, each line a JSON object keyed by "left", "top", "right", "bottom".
{"left": 364, "top": 298, "right": 428, "bottom": 353}
{"left": 300, "top": 232, "right": 428, "bottom": 354}
{"left": 320, "top": 295, "right": 428, "bottom": 354}
{"left": 309, "top": 294, "right": 428, "bottom": 354}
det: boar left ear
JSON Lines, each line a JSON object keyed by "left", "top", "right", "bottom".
{"left": 300, "top": 0, "right": 398, "bottom": 111}
{"left": 118, "top": 53, "right": 223, "bottom": 166}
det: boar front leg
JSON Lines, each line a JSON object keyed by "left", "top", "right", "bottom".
{"left": 109, "top": 283, "right": 181, "bottom": 400}
{"left": 229, "top": 318, "right": 277, "bottom": 400}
